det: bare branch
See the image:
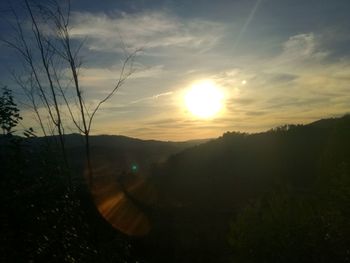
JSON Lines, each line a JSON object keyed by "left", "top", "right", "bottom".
{"left": 50, "top": 59, "right": 84, "bottom": 133}
{"left": 87, "top": 49, "right": 140, "bottom": 132}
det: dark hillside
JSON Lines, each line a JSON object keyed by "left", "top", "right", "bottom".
{"left": 154, "top": 115, "right": 350, "bottom": 204}
{"left": 143, "top": 115, "right": 350, "bottom": 262}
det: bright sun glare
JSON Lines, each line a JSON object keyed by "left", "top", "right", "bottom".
{"left": 185, "top": 80, "right": 224, "bottom": 118}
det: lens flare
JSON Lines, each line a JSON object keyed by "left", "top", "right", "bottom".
{"left": 86, "top": 162, "right": 156, "bottom": 236}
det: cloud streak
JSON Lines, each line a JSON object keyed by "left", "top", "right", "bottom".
{"left": 130, "top": 91, "right": 173, "bottom": 104}
{"left": 70, "top": 11, "right": 224, "bottom": 53}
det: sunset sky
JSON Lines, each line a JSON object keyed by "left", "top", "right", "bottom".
{"left": 1, "top": 0, "right": 350, "bottom": 141}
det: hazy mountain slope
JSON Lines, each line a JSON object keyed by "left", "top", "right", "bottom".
{"left": 153, "top": 115, "right": 350, "bottom": 205}
{"left": 21, "top": 134, "right": 208, "bottom": 176}
{"left": 143, "top": 115, "right": 350, "bottom": 262}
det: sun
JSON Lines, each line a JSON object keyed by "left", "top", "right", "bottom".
{"left": 184, "top": 80, "right": 224, "bottom": 118}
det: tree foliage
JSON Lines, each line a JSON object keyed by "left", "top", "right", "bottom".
{"left": 0, "top": 86, "right": 22, "bottom": 135}
{"left": 228, "top": 164, "right": 350, "bottom": 263}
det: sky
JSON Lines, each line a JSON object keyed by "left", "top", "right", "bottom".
{"left": 1, "top": 0, "right": 350, "bottom": 141}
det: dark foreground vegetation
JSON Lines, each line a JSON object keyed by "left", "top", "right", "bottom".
{"left": 0, "top": 132, "right": 203, "bottom": 262}
{"left": 1, "top": 115, "right": 350, "bottom": 262}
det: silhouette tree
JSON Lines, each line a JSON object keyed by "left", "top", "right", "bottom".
{"left": 0, "top": 86, "right": 22, "bottom": 135}
{"left": 3, "top": 0, "right": 138, "bottom": 188}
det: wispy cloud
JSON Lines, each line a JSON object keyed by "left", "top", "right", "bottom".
{"left": 130, "top": 91, "right": 173, "bottom": 104}
{"left": 70, "top": 11, "right": 224, "bottom": 53}
{"left": 78, "top": 64, "right": 165, "bottom": 96}
{"left": 275, "top": 33, "right": 328, "bottom": 66}
{"left": 201, "top": 32, "right": 350, "bottom": 130}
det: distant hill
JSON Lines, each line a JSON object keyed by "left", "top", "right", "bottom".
{"left": 143, "top": 115, "right": 350, "bottom": 262}
{"left": 19, "top": 133, "right": 209, "bottom": 175}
